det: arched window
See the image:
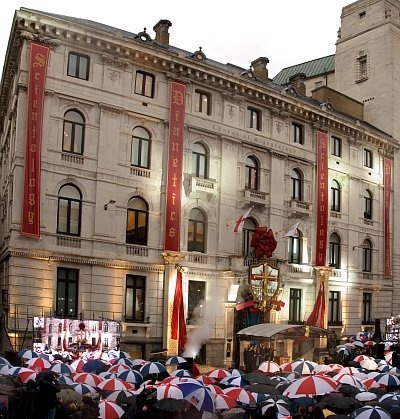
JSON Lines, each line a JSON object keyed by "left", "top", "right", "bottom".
{"left": 364, "top": 189, "right": 372, "bottom": 219}
{"left": 362, "top": 239, "right": 372, "bottom": 272}
{"left": 329, "top": 233, "right": 341, "bottom": 268}
{"left": 245, "top": 156, "right": 259, "bottom": 190}
{"left": 331, "top": 180, "right": 341, "bottom": 212}
{"left": 288, "top": 229, "right": 302, "bottom": 264}
{"left": 242, "top": 218, "right": 257, "bottom": 257}
{"left": 126, "top": 197, "right": 149, "bottom": 245}
{"left": 57, "top": 184, "right": 82, "bottom": 236}
{"left": 131, "top": 127, "right": 150, "bottom": 169}
{"left": 188, "top": 208, "right": 205, "bottom": 253}
{"left": 291, "top": 169, "right": 303, "bottom": 201}
{"left": 192, "top": 142, "right": 208, "bottom": 178}
{"left": 63, "top": 110, "right": 85, "bottom": 154}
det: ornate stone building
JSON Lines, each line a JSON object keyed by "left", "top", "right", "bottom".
{"left": 0, "top": 2, "right": 397, "bottom": 365}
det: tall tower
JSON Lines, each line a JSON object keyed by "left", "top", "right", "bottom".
{"left": 335, "top": 0, "right": 400, "bottom": 139}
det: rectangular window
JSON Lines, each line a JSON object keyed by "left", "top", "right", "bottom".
{"left": 362, "top": 292, "right": 372, "bottom": 324}
{"left": 331, "top": 136, "right": 342, "bottom": 157}
{"left": 188, "top": 280, "right": 206, "bottom": 324}
{"left": 247, "top": 107, "right": 261, "bottom": 131}
{"left": 364, "top": 148, "right": 373, "bottom": 168}
{"left": 356, "top": 55, "right": 368, "bottom": 82}
{"left": 328, "top": 291, "right": 341, "bottom": 324}
{"left": 195, "top": 90, "right": 211, "bottom": 115}
{"left": 67, "top": 52, "right": 89, "bottom": 80}
{"left": 135, "top": 71, "right": 155, "bottom": 98}
{"left": 125, "top": 275, "right": 145, "bottom": 322}
{"left": 56, "top": 268, "right": 78, "bottom": 318}
{"left": 292, "top": 123, "right": 304, "bottom": 145}
{"left": 289, "top": 288, "right": 302, "bottom": 323}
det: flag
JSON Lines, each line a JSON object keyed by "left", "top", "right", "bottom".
{"left": 306, "top": 281, "right": 326, "bottom": 329}
{"left": 171, "top": 270, "right": 187, "bottom": 353}
{"left": 283, "top": 220, "right": 301, "bottom": 238}
{"left": 233, "top": 207, "right": 252, "bottom": 233}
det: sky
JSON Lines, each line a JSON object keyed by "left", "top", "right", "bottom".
{"left": 1, "top": 1, "right": 350, "bottom": 79}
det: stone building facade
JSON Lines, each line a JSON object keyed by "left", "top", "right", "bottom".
{"left": 0, "top": 2, "right": 398, "bottom": 365}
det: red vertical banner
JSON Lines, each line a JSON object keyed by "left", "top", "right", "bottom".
{"left": 306, "top": 280, "right": 326, "bottom": 329}
{"left": 164, "top": 81, "right": 186, "bottom": 251}
{"left": 315, "top": 131, "right": 329, "bottom": 266}
{"left": 21, "top": 42, "right": 49, "bottom": 237}
{"left": 384, "top": 157, "right": 392, "bottom": 277}
{"left": 170, "top": 270, "right": 187, "bottom": 353}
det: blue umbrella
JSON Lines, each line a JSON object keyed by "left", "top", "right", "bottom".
{"left": 117, "top": 369, "right": 144, "bottom": 384}
{"left": 166, "top": 356, "right": 186, "bottom": 365}
{"left": 228, "top": 368, "right": 245, "bottom": 377}
{"left": 139, "top": 361, "right": 166, "bottom": 375}
{"left": 57, "top": 374, "right": 75, "bottom": 385}
{"left": 351, "top": 405, "right": 391, "bottom": 419}
{"left": 177, "top": 382, "right": 214, "bottom": 412}
{"left": 17, "top": 349, "right": 38, "bottom": 360}
{"left": 170, "top": 369, "right": 193, "bottom": 378}
{"left": 82, "top": 359, "right": 106, "bottom": 373}
{"left": 220, "top": 375, "right": 246, "bottom": 387}
{"left": 70, "top": 383, "right": 97, "bottom": 396}
{"left": 49, "top": 363, "right": 75, "bottom": 375}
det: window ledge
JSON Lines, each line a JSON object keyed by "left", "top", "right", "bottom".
{"left": 61, "top": 152, "right": 84, "bottom": 164}
{"left": 330, "top": 211, "right": 341, "bottom": 219}
{"left": 57, "top": 236, "right": 81, "bottom": 248}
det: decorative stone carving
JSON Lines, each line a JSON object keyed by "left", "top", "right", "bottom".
{"left": 161, "top": 252, "right": 185, "bottom": 265}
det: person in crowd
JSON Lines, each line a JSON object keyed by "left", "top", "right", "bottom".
{"left": 37, "top": 372, "right": 60, "bottom": 419}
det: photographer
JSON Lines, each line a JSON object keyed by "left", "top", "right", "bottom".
{"left": 38, "top": 372, "right": 60, "bottom": 419}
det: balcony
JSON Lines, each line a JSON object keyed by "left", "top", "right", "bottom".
{"left": 241, "top": 189, "right": 268, "bottom": 207}
{"left": 286, "top": 200, "right": 311, "bottom": 218}
{"left": 184, "top": 175, "right": 216, "bottom": 200}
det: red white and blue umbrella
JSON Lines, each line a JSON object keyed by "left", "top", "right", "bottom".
{"left": 170, "top": 369, "right": 193, "bottom": 378}
{"left": 334, "top": 373, "right": 364, "bottom": 389}
{"left": 178, "top": 382, "right": 214, "bottom": 412}
{"left": 109, "top": 358, "right": 135, "bottom": 368}
{"left": 8, "top": 366, "right": 32, "bottom": 377}
{"left": 282, "top": 375, "right": 337, "bottom": 398}
{"left": 222, "top": 387, "right": 256, "bottom": 405}
{"left": 360, "top": 359, "right": 379, "bottom": 371}
{"left": 165, "top": 356, "right": 186, "bottom": 365}
{"left": 139, "top": 362, "right": 166, "bottom": 375}
{"left": 49, "top": 362, "right": 75, "bottom": 375}
{"left": 196, "top": 375, "right": 215, "bottom": 385}
{"left": 219, "top": 375, "right": 246, "bottom": 387}
{"left": 38, "top": 353, "right": 55, "bottom": 362}
{"left": 98, "top": 400, "right": 125, "bottom": 418}
{"left": 351, "top": 405, "right": 391, "bottom": 419}
{"left": 105, "top": 389, "right": 136, "bottom": 405}
{"left": 70, "top": 383, "right": 98, "bottom": 396}
{"left": 97, "top": 378, "right": 133, "bottom": 392}
{"left": 73, "top": 372, "right": 103, "bottom": 387}
{"left": 261, "top": 398, "right": 292, "bottom": 416}
{"left": 108, "top": 364, "right": 131, "bottom": 374}
{"left": 0, "top": 357, "right": 11, "bottom": 367}
{"left": 131, "top": 359, "right": 147, "bottom": 367}
{"left": 204, "top": 384, "right": 224, "bottom": 395}
{"left": 17, "top": 349, "right": 38, "bottom": 360}
{"left": 116, "top": 369, "right": 143, "bottom": 384}
{"left": 258, "top": 361, "right": 281, "bottom": 374}
{"left": 228, "top": 368, "right": 245, "bottom": 377}
{"left": 70, "top": 358, "right": 85, "bottom": 373}
{"left": 156, "top": 383, "right": 184, "bottom": 400}
{"left": 99, "top": 372, "right": 117, "bottom": 380}
{"left": 18, "top": 368, "right": 37, "bottom": 383}
{"left": 214, "top": 394, "right": 238, "bottom": 410}
{"left": 57, "top": 374, "right": 75, "bottom": 386}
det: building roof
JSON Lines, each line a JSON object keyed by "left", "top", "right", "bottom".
{"left": 273, "top": 55, "right": 335, "bottom": 86}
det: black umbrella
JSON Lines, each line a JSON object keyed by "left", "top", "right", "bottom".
{"left": 155, "top": 398, "right": 191, "bottom": 412}
{"left": 317, "top": 392, "right": 361, "bottom": 414}
{"left": 337, "top": 383, "right": 361, "bottom": 397}
{"left": 245, "top": 383, "right": 281, "bottom": 395}
{"left": 242, "top": 372, "right": 275, "bottom": 384}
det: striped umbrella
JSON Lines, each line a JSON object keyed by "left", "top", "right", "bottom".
{"left": 57, "top": 374, "right": 75, "bottom": 386}
{"left": 170, "top": 369, "right": 193, "bottom": 378}
{"left": 258, "top": 361, "right": 281, "bottom": 374}
{"left": 97, "top": 378, "right": 133, "bottom": 392}
{"left": 220, "top": 375, "right": 247, "bottom": 387}
{"left": 18, "top": 368, "right": 37, "bottom": 383}
{"left": 73, "top": 372, "right": 103, "bottom": 387}
{"left": 178, "top": 382, "right": 214, "bottom": 412}
{"left": 207, "top": 368, "right": 231, "bottom": 380}
{"left": 156, "top": 384, "right": 184, "bottom": 400}
{"left": 261, "top": 398, "right": 292, "bottom": 416}
{"left": 373, "top": 372, "right": 400, "bottom": 388}
{"left": 290, "top": 360, "right": 316, "bottom": 375}
{"left": 70, "top": 383, "right": 97, "bottom": 396}
{"left": 108, "top": 364, "right": 131, "bottom": 374}
{"left": 222, "top": 387, "right": 256, "bottom": 405}
{"left": 214, "top": 394, "right": 238, "bottom": 410}
{"left": 70, "top": 359, "right": 85, "bottom": 373}
{"left": 116, "top": 369, "right": 143, "bottom": 384}
{"left": 17, "top": 349, "right": 38, "bottom": 360}
{"left": 351, "top": 405, "right": 391, "bottom": 419}
{"left": 109, "top": 358, "right": 135, "bottom": 368}
{"left": 334, "top": 373, "right": 364, "bottom": 389}
{"left": 228, "top": 368, "right": 245, "bottom": 377}
{"left": 49, "top": 362, "right": 75, "bottom": 375}
{"left": 204, "top": 384, "right": 224, "bottom": 395}
{"left": 166, "top": 356, "right": 186, "bottom": 365}
{"left": 283, "top": 375, "right": 337, "bottom": 398}
{"left": 139, "top": 362, "right": 166, "bottom": 376}
{"left": 196, "top": 375, "right": 215, "bottom": 385}
{"left": 98, "top": 400, "right": 125, "bottom": 418}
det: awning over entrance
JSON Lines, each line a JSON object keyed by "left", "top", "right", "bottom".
{"left": 237, "top": 323, "right": 329, "bottom": 339}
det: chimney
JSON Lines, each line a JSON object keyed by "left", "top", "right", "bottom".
{"left": 153, "top": 19, "right": 172, "bottom": 47}
{"left": 251, "top": 57, "right": 269, "bottom": 81}
{"left": 289, "top": 73, "right": 307, "bottom": 96}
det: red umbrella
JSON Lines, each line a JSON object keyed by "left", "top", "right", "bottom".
{"left": 25, "top": 357, "right": 51, "bottom": 372}
{"left": 70, "top": 358, "right": 85, "bottom": 373}
{"left": 73, "top": 372, "right": 103, "bottom": 387}
{"left": 98, "top": 400, "right": 125, "bottom": 418}
{"left": 258, "top": 361, "right": 281, "bottom": 374}
{"left": 18, "top": 368, "right": 37, "bottom": 383}
{"left": 214, "top": 394, "right": 238, "bottom": 410}
{"left": 196, "top": 375, "right": 215, "bottom": 385}
{"left": 283, "top": 375, "right": 338, "bottom": 398}
{"left": 97, "top": 378, "right": 133, "bottom": 392}
{"left": 108, "top": 364, "right": 130, "bottom": 374}
{"left": 207, "top": 369, "right": 230, "bottom": 380}
{"left": 222, "top": 388, "right": 255, "bottom": 405}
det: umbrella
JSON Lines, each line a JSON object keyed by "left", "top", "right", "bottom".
{"left": 57, "top": 374, "right": 75, "bottom": 385}
{"left": 97, "top": 378, "right": 132, "bottom": 392}
{"left": 57, "top": 388, "right": 82, "bottom": 404}
{"left": 228, "top": 368, "right": 245, "bottom": 377}
{"left": 214, "top": 394, "right": 238, "bottom": 410}
{"left": 17, "top": 349, "right": 38, "bottom": 360}
{"left": 131, "top": 359, "right": 147, "bottom": 366}
{"left": 0, "top": 365, "right": 10, "bottom": 375}
{"left": 8, "top": 366, "right": 32, "bottom": 377}
{"left": 207, "top": 368, "right": 231, "bottom": 380}
{"left": 290, "top": 360, "right": 316, "bottom": 375}
{"left": 116, "top": 369, "right": 143, "bottom": 384}
{"left": 25, "top": 357, "right": 51, "bottom": 372}
{"left": 0, "top": 357, "right": 11, "bottom": 367}
{"left": 70, "top": 358, "right": 85, "bottom": 373}
{"left": 317, "top": 392, "right": 361, "bottom": 414}
{"left": 18, "top": 368, "right": 37, "bottom": 383}
{"left": 70, "top": 382, "right": 98, "bottom": 396}
{"left": 379, "top": 393, "right": 400, "bottom": 403}
{"left": 353, "top": 340, "right": 365, "bottom": 349}
{"left": 196, "top": 375, "right": 216, "bottom": 385}
{"left": 360, "top": 359, "right": 379, "bottom": 371}
{"left": 156, "top": 383, "right": 184, "bottom": 399}
{"left": 334, "top": 373, "right": 364, "bottom": 389}
{"left": 139, "top": 361, "right": 166, "bottom": 375}
{"left": 178, "top": 382, "right": 214, "bottom": 412}
{"left": 242, "top": 371, "right": 273, "bottom": 384}
{"left": 361, "top": 378, "right": 381, "bottom": 390}
{"left": 98, "top": 400, "right": 125, "bottom": 418}
{"left": 165, "top": 356, "right": 186, "bottom": 365}
{"left": 261, "top": 397, "right": 292, "bottom": 416}
{"left": 155, "top": 398, "right": 191, "bottom": 412}
{"left": 258, "top": 361, "right": 281, "bottom": 374}
{"left": 219, "top": 375, "right": 247, "bottom": 387}
{"left": 73, "top": 372, "right": 103, "bottom": 387}
{"left": 355, "top": 392, "right": 378, "bottom": 402}
{"left": 109, "top": 358, "right": 135, "bottom": 368}
{"left": 49, "top": 362, "right": 75, "bottom": 375}
{"left": 170, "top": 369, "right": 193, "bottom": 378}
{"left": 354, "top": 355, "right": 375, "bottom": 363}
{"left": 283, "top": 375, "right": 338, "bottom": 398}
{"left": 373, "top": 372, "right": 400, "bottom": 388}
{"left": 105, "top": 390, "right": 136, "bottom": 406}
{"left": 245, "top": 383, "right": 281, "bottom": 395}
{"left": 351, "top": 405, "right": 391, "bottom": 419}
{"left": 204, "top": 384, "right": 224, "bottom": 395}
{"left": 107, "top": 364, "right": 131, "bottom": 374}
{"left": 82, "top": 359, "right": 107, "bottom": 373}
{"left": 222, "top": 387, "right": 256, "bottom": 405}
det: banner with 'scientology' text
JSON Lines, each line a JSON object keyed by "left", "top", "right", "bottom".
{"left": 21, "top": 42, "right": 49, "bottom": 237}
